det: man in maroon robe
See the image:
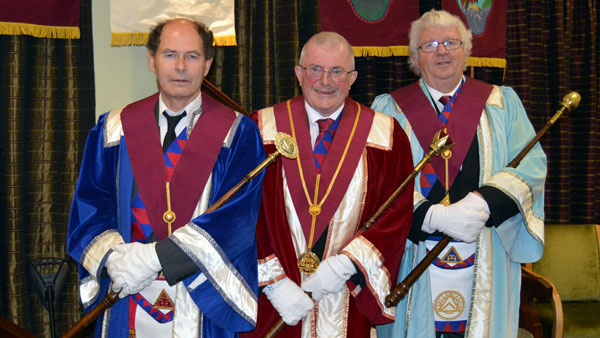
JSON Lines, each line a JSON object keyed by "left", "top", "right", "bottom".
{"left": 242, "top": 32, "right": 414, "bottom": 337}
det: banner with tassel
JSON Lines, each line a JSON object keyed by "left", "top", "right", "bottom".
{"left": 442, "top": 0, "right": 507, "bottom": 68}
{"left": 0, "top": 0, "right": 80, "bottom": 39}
{"left": 320, "top": 0, "right": 419, "bottom": 57}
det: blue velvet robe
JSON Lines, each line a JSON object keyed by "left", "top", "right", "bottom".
{"left": 68, "top": 94, "right": 265, "bottom": 337}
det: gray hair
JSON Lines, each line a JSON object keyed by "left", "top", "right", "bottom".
{"left": 299, "top": 31, "right": 355, "bottom": 70}
{"left": 408, "top": 9, "right": 472, "bottom": 75}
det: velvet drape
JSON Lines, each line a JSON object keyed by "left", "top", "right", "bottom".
{"left": 0, "top": 0, "right": 597, "bottom": 337}
{"left": 0, "top": 0, "right": 95, "bottom": 336}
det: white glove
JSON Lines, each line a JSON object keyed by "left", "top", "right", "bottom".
{"left": 107, "top": 242, "right": 162, "bottom": 298}
{"left": 423, "top": 192, "right": 490, "bottom": 243}
{"left": 301, "top": 254, "right": 356, "bottom": 301}
{"left": 264, "top": 277, "right": 314, "bottom": 326}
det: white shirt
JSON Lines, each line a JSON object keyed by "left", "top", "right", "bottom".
{"left": 425, "top": 80, "right": 462, "bottom": 113}
{"left": 304, "top": 102, "right": 344, "bottom": 149}
{"left": 158, "top": 92, "right": 203, "bottom": 146}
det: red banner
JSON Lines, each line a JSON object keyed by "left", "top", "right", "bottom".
{"left": 442, "top": 0, "right": 506, "bottom": 68}
{"left": 320, "top": 0, "right": 419, "bottom": 57}
{"left": 0, "top": 0, "right": 80, "bottom": 39}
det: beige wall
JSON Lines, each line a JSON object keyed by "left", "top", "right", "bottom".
{"left": 92, "top": 1, "right": 157, "bottom": 119}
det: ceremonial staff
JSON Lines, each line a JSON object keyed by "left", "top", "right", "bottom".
{"left": 264, "top": 131, "right": 454, "bottom": 338}
{"left": 385, "top": 91, "right": 581, "bottom": 308}
{"left": 62, "top": 82, "right": 298, "bottom": 338}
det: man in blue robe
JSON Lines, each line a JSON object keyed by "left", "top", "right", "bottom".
{"left": 372, "top": 10, "right": 547, "bottom": 338}
{"left": 68, "top": 18, "right": 265, "bottom": 337}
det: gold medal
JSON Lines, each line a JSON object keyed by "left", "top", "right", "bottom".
{"left": 297, "top": 251, "right": 320, "bottom": 274}
{"left": 285, "top": 100, "right": 362, "bottom": 275}
{"left": 309, "top": 204, "right": 321, "bottom": 216}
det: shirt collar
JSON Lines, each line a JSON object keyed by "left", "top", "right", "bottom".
{"left": 304, "top": 101, "right": 344, "bottom": 126}
{"left": 425, "top": 78, "right": 463, "bottom": 104}
{"left": 159, "top": 92, "right": 203, "bottom": 117}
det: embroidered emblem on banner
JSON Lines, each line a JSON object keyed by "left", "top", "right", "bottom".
{"left": 153, "top": 289, "right": 175, "bottom": 310}
{"left": 348, "top": 0, "right": 392, "bottom": 23}
{"left": 434, "top": 290, "right": 465, "bottom": 320}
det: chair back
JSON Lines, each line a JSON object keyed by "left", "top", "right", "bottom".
{"left": 532, "top": 224, "right": 600, "bottom": 301}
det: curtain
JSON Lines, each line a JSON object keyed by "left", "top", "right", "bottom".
{"left": 0, "top": 0, "right": 95, "bottom": 337}
{"left": 1, "top": 0, "right": 598, "bottom": 337}
{"left": 210, "top": 0, "right": 599, "bottom": 225}
{"left": 206, "top": 0, "right": 320, "bottom": 112}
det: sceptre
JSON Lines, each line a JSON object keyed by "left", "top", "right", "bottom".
{"left": 385, "top": 91, "right": 581, "bottom": 308}
{"left": 62, "top": 132, "right": 298, "bottom": 338}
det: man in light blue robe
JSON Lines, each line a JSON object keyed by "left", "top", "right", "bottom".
{"left": 372, "top": 10, "right": 546, "bottom": 338}
{"left": 68, "top": 18, "right": 265, "bottom": 337}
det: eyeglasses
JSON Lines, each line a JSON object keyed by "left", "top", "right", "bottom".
{"left": 418, "top": 39, "right": 463, "bottom": 53}
{"left": 299, "top": 65, "right": 355, "bottom": 81}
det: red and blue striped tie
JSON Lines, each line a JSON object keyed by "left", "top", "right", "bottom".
{"left": 313, "top": 118, "right": 335, "bottom": 172}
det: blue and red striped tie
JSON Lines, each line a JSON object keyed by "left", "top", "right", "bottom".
{"left": 313, "top": 118, "right": 335, "bottom": 172}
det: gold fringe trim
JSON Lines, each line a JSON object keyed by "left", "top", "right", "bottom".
{"left": 214, "top": 35, "right": 237, "bottom": 46}
{"left": 0, "top": 21, "right": 80, "bottom": 39}
{"left": 111, "top": 32, "right": 149, "bottom": 46}
{"left": 111, "top": 33, "right": 238, "bottom": 47}
{"left": 350, "top": 45, "right": 507, "bottom": 69}
{"left": 467, "top": 56, "right": 506, "bottom": 68}
{"left": 352, "top": 45, "right": 409, "bottom": 57}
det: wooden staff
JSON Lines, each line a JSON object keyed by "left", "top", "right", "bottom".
{"left": 385, "top": 91, "right": 581, "bottom": 308}
{"left": 202, "top": 80, "right": 249, "bottom": 115}
{"left": 264, "top": 131, "right": 454, "bottom": 338}
{"left": 62, "top": 82, "right": 293, "bottom": 338}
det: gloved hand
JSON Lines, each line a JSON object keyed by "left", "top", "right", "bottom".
{"left": 264, "top": 277, "right": 314, "bottom": 326}
{"left": 301, "top": 254, "right": 356, "bottom": 301}
{"left": 106, "top": 242, "right": 162, "bottom": 298}
{"left": 423, "top": 192, "right": 490, "bottom": 243}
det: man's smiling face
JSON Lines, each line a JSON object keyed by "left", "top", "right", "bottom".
{"left": 294, "top": 41, "right": 357, "bottom": 117}
{"left": 413, "top": 24, "right": 467, "bottom": 92}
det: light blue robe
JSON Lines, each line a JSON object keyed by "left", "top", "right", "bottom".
{"left": 373, "top": 78, "right": 547, "bottom": 338}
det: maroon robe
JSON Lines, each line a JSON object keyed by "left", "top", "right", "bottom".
{"left": 243, "top": 96, "right": 414, "bottom": 337}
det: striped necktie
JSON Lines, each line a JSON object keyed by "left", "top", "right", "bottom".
{"left": 162, "top": 111, "right": 186, "bottom": 153}
{"left": 438, "top": 95, "right": 452, "bottom": 123}
{"left": 313, "top": 118, "right": 335, "bottom": 171}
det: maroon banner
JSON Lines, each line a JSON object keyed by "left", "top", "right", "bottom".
{"left": 0, "top": 0, "right": 80, "bottom": 39}
{"left": 320, "top": 0, "right": 419, "bottom": 57}
{"left": 442, "top": 0, "right": 506, "bottom": 68}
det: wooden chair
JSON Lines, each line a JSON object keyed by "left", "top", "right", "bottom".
{"left": 521, "top": 224, "right": 600, "bottom": 338}
{"left": 520, "top": 264, "right": 563, "bottom": 338}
